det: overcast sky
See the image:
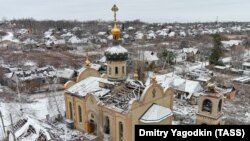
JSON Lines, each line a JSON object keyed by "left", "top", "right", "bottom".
{"left": 0, "top": 0, "right": 249, "bottom": 23}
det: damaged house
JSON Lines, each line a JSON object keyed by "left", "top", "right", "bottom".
{"left": 5, "top": 66, "right": 56, "bottom": 93}
{"left": 145, "top": 73, "right": 203, "bottom": 104}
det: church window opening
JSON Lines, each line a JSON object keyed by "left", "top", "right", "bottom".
{"left": 218, "top": 99, "right": 222, "bottom": 112}
{"left": 202, "top": 99, "right": 212, "bottom": 113}
{"left": 69, "top": 102, "right": 73, "bottom": 120}
{"left": 115, "top": 67, "right": 118, "bottom": 74}
{"left": 119, "top": 121, "right": 123, "bottom": 141}
{"left": 104, "top": 116, "right": 110, "bottom": 134}
{"left": 78, "top": 106, "right": 82, "bottom": 123}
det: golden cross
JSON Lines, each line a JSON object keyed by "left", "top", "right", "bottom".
{"left": 111, "top": 4, "right": 119, "bottom": 23}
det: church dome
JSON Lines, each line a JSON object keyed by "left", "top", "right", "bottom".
{"left": 111, "top": 24, "right": 121, "bottom": 40}
{"left": 105, "top": 44, "right": 128, "bottom": 61}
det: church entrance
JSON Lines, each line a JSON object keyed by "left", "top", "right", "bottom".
{"left": 87, "top": 113, "right": 97, "bottom": 135}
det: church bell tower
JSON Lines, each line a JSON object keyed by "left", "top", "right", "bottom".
{"left": 196, "top": 83, "right": 224, "bottom": 125}
{"left": 105, "top": 4, "right": 128, "bottom": 81}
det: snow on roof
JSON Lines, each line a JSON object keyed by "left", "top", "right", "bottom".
{"left": 221, "top": 40, "right": 242, "bottom": 48}
{"left": 12, "top": 66, "right": 56, "bottom": 81}
{"left": 107, "top": 35, "right": 113, "bottom": 40}
{"left": 222, "top": 57, "right": 231, "bottom": 63}
{"left": 140, "top": 104, "right": 172, "bottom": 123}
{"left": 168, "top": 31, "right": 175, "bottom": 37}
{"left": 242, "top": 62, "right": 250, "bottom": 67}
{"left": 183, "top": 48, "right": 199, "bottom": 54}
{"left": 180, "top": 31, "right": 186, "bottom": 36}
{"left": 232, "top": 76, "right": 250, "bottom": 83}
{"left": 56, "top": 68, "right": 75, "bottom": 79}
{"left": 196, "top": 77, "right": 211, "bottom": 82}
{"left": 157, "top": 29, "right": 168, "bottom": 36}
{"left": 5, "top": 72, "right": 13, "bottom": 78}
{"left": 139, "top": 51, "right": 159, "bottom": 62}
{"left": 97, "top": 32, "right": 106, "bottom": 36}
{"left": 67, "top": 76, "right": 110, "bottom": 97}
{"left": 105, "top": 45, "right": 128, "bottom": 54}
{"left": 54, "top": 39, "right": 66, "bottom": 45}
{"left": 214, "top": 65, "right": 227, "bottom": 70}
{"left": 17, "top": 29, "right": 28, "bottom": 34}
{"left": 24, "top": 61, "right": 37, "bottom": 67}
{"left": 61, "top": 32, "right": 73, "bottom": 38}
{"left": 127, "top": 26, "right": 135, "bottom": 30}
{"left": 99, "top": 56, "right": 106, "bottom": 63}
{"left": 44, "top": 30, "right": 54, "bottom": 38}
{"left": 2, "top": 32, "right": 19, "bottom": 43}
{"left": 91, "top": 64, "right": 101, "bottom": 70}
{"left": 147, "top": 32, "right": 156, "bottom": 39}
{"left": 77, "top": 63, "right": 101, "bottom": 73}
{"left": 145, "top": 74, "right": 203, "bottom": 96}
{"left": 100, "top": 80, "right": 145, "bottom": 112}
{"left": 135, "top": 32, "right": 144, "bottom": 40}
{"left": 22, "top": 38, "right": 37, "bottom": 45}
{"left": 68, "top": 36, "right": 84, "bottom": 44}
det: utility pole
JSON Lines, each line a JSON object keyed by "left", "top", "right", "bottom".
{"left": 10, "top": 114, "right": 16, "bottom": 141}
{"left": 0, "top": 111, "right": 6, "bottom": 138}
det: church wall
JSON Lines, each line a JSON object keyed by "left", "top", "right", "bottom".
{"left": 64, "top": 93, "right": 73, "bottom": 120}
{"left": 65, "top": 93, "right": 86, "bottom": 131}
{"left": 196, "top": 114, "right": 222, "bottom": 125}
{"left": 129, "top": 84, "right": 173, "bottom": 141}
{"left": 85, "top": 95, "right": 101, "bottom": 136}
{"left": 100, "top": 107, "right": 131, "bottom": 141}
{"left": 107, "top": 61, "right": 127, "bottom": 80}
{"left": 74, "top": 97, "right": 86, "bottom": 131}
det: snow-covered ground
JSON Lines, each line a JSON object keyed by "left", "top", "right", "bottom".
{"left": 173, "top": 94, "right": 250, "bottom": 125}
{"left": 174, "top": 61, "right": 209, "bottom": 74}
{"left": 2, "top": 32, "right": 19, "bottom": 43}
{"left": 223, "top": 95, "right": 250, "bottom": 124}
{"left": 173, "top": 99, "right": 197, "bottom": 125}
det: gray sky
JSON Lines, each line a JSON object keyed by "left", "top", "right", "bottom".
{"left": 0, "top": 0, "right": 249, "bottom": 23}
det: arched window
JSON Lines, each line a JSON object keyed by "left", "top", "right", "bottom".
{"left": 218, "top": 99, "right": 222, "bottom": 112}
{"left": 119, "top": 121, "right": 123, "bottom": 141}
{"left": 78, "top": 106, "right": 82, "bottom": 123}
{"left": 69, "top": 102, "right": 73, "bottom": 120}
{"left": 104, "top": 116, "right": 110, "bottom": 134}
{"left": 202, "top": 99, "right": 212, "bottom": 113}
{"left": 115, "top": 67, "right": 118, "bottom": 74}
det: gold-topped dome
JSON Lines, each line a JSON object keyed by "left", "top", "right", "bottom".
{"left": 85, "top": 58, "right": 91, "bottom": 67}
{"left": 85, "top": 49, "right": 91, "bottom": 67}
{"left": 112, "top": 24, "right": 120, "bottom": 40}
{"left": 150, "top": 73, "right": 157, "bottom": 83}
{"left": 133, "top": 71, "right": 139, "bottom": 80}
